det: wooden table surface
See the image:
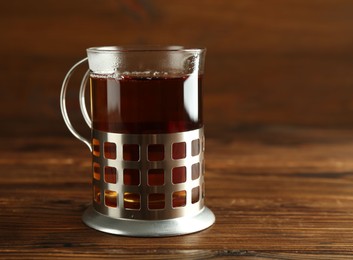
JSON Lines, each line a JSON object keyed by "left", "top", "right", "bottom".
{"left": 1, "top": 123, "right": 353, "bottom": 259}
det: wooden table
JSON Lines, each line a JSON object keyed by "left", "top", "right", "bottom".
{"left": 1, "top": 123, "right": 353, "bottom": 259}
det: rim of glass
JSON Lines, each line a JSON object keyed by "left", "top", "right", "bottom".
{"left": 87, "top": 45, "right": 205, "bottom": 53}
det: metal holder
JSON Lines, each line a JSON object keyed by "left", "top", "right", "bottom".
{"left": 82, "top": 127, "right": 215, "bottom": 236}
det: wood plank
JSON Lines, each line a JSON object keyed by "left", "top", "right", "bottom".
{"left": 1, "top": 126, "right": 353, "bottom": 258}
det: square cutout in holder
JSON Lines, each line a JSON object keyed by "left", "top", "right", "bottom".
{"left": 172, "top": 166, "right": 186, "bottom": 184}
{"left": 92, "top": 138, "right": 100, "bottom": 157}
{"left": 93, "top": 162, "right": 100, "bottom": 180}
{"left": 148, "top": 169, "right": 164, "bottom": 186}
{"left": 191, "top": 139, "right": 200, "bottom": 156}
{"left": 93, "top": 185, "right": 101, "bottom": 203}
{"left": 124, "top": 192, "right": 140, "bottom": 210}
{"left": 148, "top": 193, "right": 165, "bottom": 210}
{"left": 124, "top": 169, "right": 140, "bottom": 186}
{"left": 172, "top": 190, "right": 186, "bottom": 207}
{"left": 104, "top": 142, "right": 116, "bottom": 159}
{"left": 172, "top": 142, "right": 186, "bottom": 159}
{"left": 202, "top": 182, "right": 205, "bottom": 199}
{"left": 104, "top": 166, "right": 117, "bottom": 183}
{"left": 104, "top": 190, "right": 117, "bottom": 207}
{"left": 192, "top": 163, "right": 200, "bottom": 180}
{"left": 148, "top": 144, "right": 164, "bottom": 161}
{"left": 192, "top": 186, "right": 200, "bottom": 204}
{"left": 123, "top": 144, "right": 139, "bottom": 161}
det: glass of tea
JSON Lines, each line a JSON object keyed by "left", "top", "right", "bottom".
{"left": 60, "top": 46, "right": 215, "bottom": 237}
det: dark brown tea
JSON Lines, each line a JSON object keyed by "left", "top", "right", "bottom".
{"left": 90, "top": 73, "right": 203, "bottom": 208}
{"left": 90, "top": 73, "right": 203, "bottom": 134}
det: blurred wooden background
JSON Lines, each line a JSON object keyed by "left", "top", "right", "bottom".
{"left": 1, "top": 0, "right": 353, "bottom": 136}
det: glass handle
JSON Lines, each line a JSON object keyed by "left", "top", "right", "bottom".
{"left": 79, "top": 69, "right": 92, "bottom": 128}
{"left": 60, "top": 57, "right": 92, "bottom": 151}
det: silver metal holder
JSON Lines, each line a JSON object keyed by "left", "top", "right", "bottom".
{"left": 82, "top": 127, "right": 215, "bottom": 236}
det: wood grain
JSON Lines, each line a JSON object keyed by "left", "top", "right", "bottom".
{"left": 1, "top": 126, "right": 353, "bottom": 258}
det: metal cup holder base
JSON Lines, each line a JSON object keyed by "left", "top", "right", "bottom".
{"left": 82, "top": 205, "right": 215, "bottom": 237}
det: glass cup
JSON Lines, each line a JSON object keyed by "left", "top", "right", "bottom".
{"left": 60, "top": 46, "right": 215, "bottom": 236}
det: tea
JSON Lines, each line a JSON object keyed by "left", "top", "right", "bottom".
{"left": 90, "top": 73, "right": 203, "bottom": 134}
